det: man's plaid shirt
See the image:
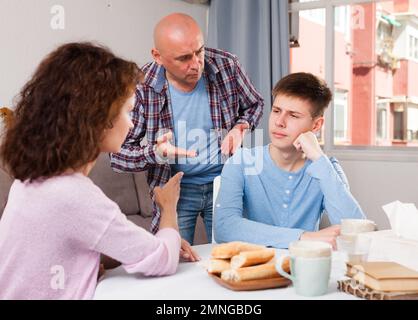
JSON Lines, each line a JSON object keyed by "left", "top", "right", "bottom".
{"left": 110, "top": 48, "right": 264, "bottom": 234}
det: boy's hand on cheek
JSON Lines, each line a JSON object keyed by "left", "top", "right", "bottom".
{"left": 293, "top": 132, "right": 325, "bottom": 161}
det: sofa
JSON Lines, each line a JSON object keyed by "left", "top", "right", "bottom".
{"left": 0, "top": 153, "right": 208, "bottom": 245}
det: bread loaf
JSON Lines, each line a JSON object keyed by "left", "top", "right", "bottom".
{"left": 221, "top": 257, "right": 290, "bottom": 282}
{"left": 230, "top": 249, "right": 276, "bottom": 269}
{"left": 211, "top": 241, "right": 265, "bottom": 259}
{"left": 221, "top": 263, "right": 277, "bottom": 282}
{"left": 207, "top": 259, "right": 230, "bottom": 275}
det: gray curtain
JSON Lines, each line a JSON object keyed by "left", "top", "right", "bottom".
{"left": 208, "top": 0, "right": 290, "bottom": 145}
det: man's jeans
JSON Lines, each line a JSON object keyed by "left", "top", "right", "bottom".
{"left": 177, "top": 183, "right": 213, "bottom": 245}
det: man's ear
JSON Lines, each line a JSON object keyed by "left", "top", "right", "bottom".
{"left": 151, "top": 48, "right": 163, "bottom": 65}
{"left": 311, "top": 116, "right": 324, "bottom": 133}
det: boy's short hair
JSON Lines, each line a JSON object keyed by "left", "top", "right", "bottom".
{"left": 272, "top": 72, "right": 332, "bottom": 118}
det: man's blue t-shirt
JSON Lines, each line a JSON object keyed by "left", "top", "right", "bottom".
{"left": 168, "top": 77, "right": 223, "bottom": 185}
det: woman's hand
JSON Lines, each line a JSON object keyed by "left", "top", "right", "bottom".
{"left": 154, "top": 172, "right": 183, "bottom": 213}
{"left": 180, "top": 238, "right": 201, "bottom": 262}
{"left": 154, "top": 172, "right": 183, "bottom": 230}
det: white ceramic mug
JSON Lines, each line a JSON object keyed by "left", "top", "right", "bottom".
{"left": 276, "top": 241, "right": 332, "bottom": 297}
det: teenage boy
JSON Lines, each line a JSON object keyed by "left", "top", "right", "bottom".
{"left": 214, "top": 73, "right": 365, "bottom": 249}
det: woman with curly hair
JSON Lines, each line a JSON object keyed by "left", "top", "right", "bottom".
{"left": 0, "top": 42, "right": 183, "bottom": 299}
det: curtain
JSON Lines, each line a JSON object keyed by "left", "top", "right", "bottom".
{"left": 208, "top": 0, "right": 290, "bottom": 144}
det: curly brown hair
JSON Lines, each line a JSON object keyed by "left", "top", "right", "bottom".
{"left": 0, "top": 42, "right": 143, "bottom": 182}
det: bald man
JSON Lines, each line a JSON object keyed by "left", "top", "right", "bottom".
{"left": 111, "top": 13, "right": 264, "bottom": 258}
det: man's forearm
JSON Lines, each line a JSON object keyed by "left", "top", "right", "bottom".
{"left": 306, "top": 156, "right": 365, "bottom": 222}
{"left": 110, "top": 144, "right": 161, "bottom": 173}
{"left": 159, "top": 208, "right": 179, "bottom": 231}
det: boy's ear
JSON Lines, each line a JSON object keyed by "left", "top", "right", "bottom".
{"left": 311, "top": 116, "right": 324, "bottom": 133}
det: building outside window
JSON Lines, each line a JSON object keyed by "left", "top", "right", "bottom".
{"left": 290, "top": 0, "right": 418, "bottom": 150}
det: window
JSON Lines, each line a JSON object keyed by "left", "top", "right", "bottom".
{"left": 289, "top": 0, "right": 418, "bottom": 154}
{"left": 376, "top": 19, "right": 393, "bottom": 57}
{"left": 299, "top": 0, "right": 326, "bottom": 25}
{"left": 335, "top": 6, "right": 351, "bottom": 40}
{"left": 334, "top": 90, "right": 349, "bottom": 143}
{"left": 407, "top": 105, "right": 418, "bottom": 143}
{"left": 393, "top": 104, "right": 405, "bottom": 141}
{"left": 290, "top": 7, "right": 326, "bottom": 79}
{"left": 409, "top": 35, "right": 418, "bottom": 60}
{"left": 376, "top": 101, "right": 388, "bottom": 142}
{"left": 300, "top": 9, "right": 325, "bottom": 25}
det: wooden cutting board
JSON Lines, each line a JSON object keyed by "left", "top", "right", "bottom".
{"left": 209, "top": 273, "right": 291, "bottom": 291}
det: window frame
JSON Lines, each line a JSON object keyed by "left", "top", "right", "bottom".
{"left": 407, "top": 103, "right": 418, "bottom": 143}
{"left": 408, "top": 34, "right": 418, "bottom": 61}
{"left": 289, "top": 0, "right": 418, "bottom": 162}
{"left": 376, "top": 100, "right": 389, "bottom": 142}
{"left": 334, "top": 89, "right": 349, "bottom": 143}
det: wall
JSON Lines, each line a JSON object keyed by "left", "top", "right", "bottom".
{"left": 339, "top": 159, "right": 418, "bottom": 230}
{"left": 0, "top": 0, "right": 209, "bottom": 106}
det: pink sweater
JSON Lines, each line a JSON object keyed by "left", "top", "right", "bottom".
{"left": 0, "top": 173, "right": 181, "bottom": 299}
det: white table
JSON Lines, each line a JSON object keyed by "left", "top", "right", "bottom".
{"left": 94, "top": 244, "right": 358, "bottom": 300}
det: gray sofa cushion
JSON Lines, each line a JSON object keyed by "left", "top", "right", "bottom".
{"left": 133, "top": 172, "right": 154, "bottom": 218}
{"left": 89, "top": 153, "right": 140, "bottom": 216}
{"left": 0, "top": 167, "right": 13, "bottom": 218}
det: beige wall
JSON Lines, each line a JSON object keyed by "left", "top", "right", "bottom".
{"left": 0, "top": 0, "right": 209, "bottom": 106}
{"left": 339, "top": 159, "right": 418, "bottom": 230}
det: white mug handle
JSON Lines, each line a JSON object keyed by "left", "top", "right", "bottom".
{"left": 276, "top": 254, "right": 295, "bottom": 282}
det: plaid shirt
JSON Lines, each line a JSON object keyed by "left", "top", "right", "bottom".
{"left": 110, "top": 48, "right": 264, "bottom": 234}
